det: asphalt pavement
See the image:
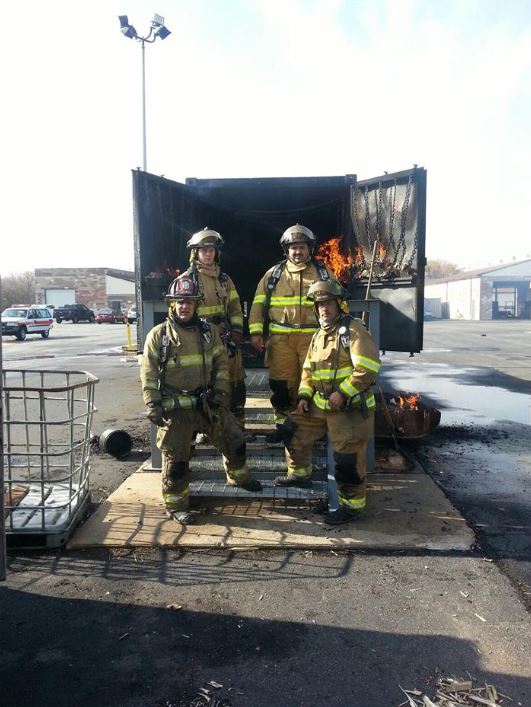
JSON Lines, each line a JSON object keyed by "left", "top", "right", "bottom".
{"left": 1, "top": 320, "right": 530, "bottom": 707}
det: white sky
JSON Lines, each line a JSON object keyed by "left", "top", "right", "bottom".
{"left": 2, "top": 0, "right": 531, "bottom": 275}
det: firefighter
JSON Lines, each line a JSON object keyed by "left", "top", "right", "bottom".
{"left": 274, "top": 279, "right": 381, "bottom": 525}
{"left": 249, "top": 224, "right": 332, "bottom": 442}
{"left": 184, "top": 227, "right": 249, "bottom": 435}
{"left": 140, "top": 274, "right": 262, "bottom": 525}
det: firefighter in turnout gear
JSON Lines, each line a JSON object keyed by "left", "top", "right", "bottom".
{"left": 184, "top": 227, "right": 248, "bottom": 433}
{"left": 249, "top": 224, "right": 332, "bottom": 442}
{"left": 274, "top": 279, "right": 381, "bottom": 525}
{"left": 140, "top": 274, "right": 261, "bottom": 525}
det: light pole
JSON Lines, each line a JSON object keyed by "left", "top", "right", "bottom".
{"left": 118, "top": 14, "right": 171, "bottom": 172}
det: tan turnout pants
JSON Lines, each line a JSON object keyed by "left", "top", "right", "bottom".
{"left": 266, "top": 332, "right": 314, "bottom": 423}
{"left": 157, "top": 408, "right": 250, "bottom": 511}
{"left": 284, "top": 405, "right": 374, "bottom": 510}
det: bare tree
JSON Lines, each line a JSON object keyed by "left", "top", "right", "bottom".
{"left": 425, "top": 259, "right": 464, "bottom": 280}
{"left": 0, "top": 272, "right": 36, "bottom": 311}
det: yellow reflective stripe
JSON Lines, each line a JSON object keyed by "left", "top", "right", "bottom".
{"left": 338, "top": 494, "right": 366, "bottom": 510}
{"left": 269, "top": 323, "right": 317, "bottom": 334}
{"left": 249, "top": 323, "right": 263, "bottom": 334}
{"left": 312, "top": 366, "right": 353, "bottom": 381}
{"left": 252, "top": 295, "right": 266, "bottom": 304}
{"left": 270, "top": 297, "right": 314, "bottom": 307}
{"left": 230, "top": 315, "right": 243, "bottom": 326}
{"left": 216, "top": 371, "right": 230, "bottom": 380}
{"left": 287, "top": 465, "right": 312, "bottom": 479}
{"left": 161, "top": 396, "right": 195, "bottom": 410}
{"left": 353, "top": 355, "right": 381, "bottom": 374}
{"left": 229, "top": 290, "right": 240, "bottom": 301}
{"left": 164, "top": 490, "right": 189, "bottom": 501}
{"left": 298, "top": 385, "right": 314, "bottom": 398}
{"left": 339, "top": 378, "right": 358, "bottom": 398}
{"left": 212, "top": 345, "right": 225, "bottom": 356}
{"left": 197, "top": 304, "right": 224, "bottom": 316}
{"left": 313, "top": 392, "right": 331, "bottom": 411}
{"left": 143, "top": 383, "right": 159, "bottom": 391}
{"left": 226, "top": 464, "right": 250, "bottom": 482}
{"left": 365, "top": 393, "right": 376, "bottom": 408}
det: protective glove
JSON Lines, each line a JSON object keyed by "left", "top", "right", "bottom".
{"left": 231, "top": 331, "right": 243, "bottom": 344}
{"left": 146, "top": 402, "right": 166, "bottom": 427}
{"left": 207, "top": 389, "right": 227, "bottom": 409}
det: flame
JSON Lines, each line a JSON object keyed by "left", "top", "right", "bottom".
{"left": 391, "top": 393, "right": 421, "bottom": 411}
{"left": 316, "top": 237, "right": 356, "bottom": 283}
{"left": 378, "top": 242, "right": 387, "bottom": 261}
{"left": 165, "top": 267, "right": 181, "bottom": 278}
{"left": 353, "top": 246, "right": 365, "bottom": 267}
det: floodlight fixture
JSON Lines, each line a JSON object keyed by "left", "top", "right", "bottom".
{"left": 152, "top": 13, "right": 165, "bottom": 27}
{"left": 156, "top": 25, "right": 171, "bottom": 40}
{"left": 118, "top": 15, "right": 129, "bottom": 28}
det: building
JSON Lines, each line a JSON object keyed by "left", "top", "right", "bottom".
{"left": 425, "top": 259, "right": 531, "bottom": 320}
{"left": 34, "top": 268, "right": 136, "bottom": 312}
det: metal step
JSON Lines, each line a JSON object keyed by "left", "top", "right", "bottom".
{"left": 189, "top": 455, "right": 326, "bottom": 474}
{"left": 189, "top": 478, "right": 327, "bottom": 500}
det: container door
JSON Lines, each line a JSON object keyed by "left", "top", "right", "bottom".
{"left": 347, "top": 167, "right": 427, "bottom": 352}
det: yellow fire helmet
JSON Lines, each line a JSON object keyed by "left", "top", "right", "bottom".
{"left": 279, "top": 224, "right": 316, "bottom": 251}
{"left": 186, "top": 227, "right": 224, "bottom": 250}
{"left": 307, "top": 279, "right": 347, "bottom": 303}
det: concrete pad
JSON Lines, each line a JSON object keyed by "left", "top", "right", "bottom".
{"left": 68, "top": 469, "right": 473, "bottom": 551}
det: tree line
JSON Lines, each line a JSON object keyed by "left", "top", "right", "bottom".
{"left": 0, "top": 272, "right": 36, "bottom": 311}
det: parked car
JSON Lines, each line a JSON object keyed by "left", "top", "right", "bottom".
{"left": 127, "top": 304, "right": 137, "bottom": 324}
{"left": 54, "top": 303, "right": 95, "bottom": 323}
{"left": 1, "top": 306, "right": 54, "bottom": 340}
{"left": 96, "top": 308, "right": 126, "bottom": 324}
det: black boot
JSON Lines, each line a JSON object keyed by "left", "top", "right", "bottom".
{"left": 323, "top": 507, "right": 362, "bottom": 525}
{"left": 238, "top": 478, "right": 263, "bottom": 492}
{"left": 265, "top": 424, "right": 284, "bottom": 443}
{"left": 274, "top": 475, "right": 312, "bottom": 489}
{"left": 166, "top": 510, "right": 196, "bottom": 525}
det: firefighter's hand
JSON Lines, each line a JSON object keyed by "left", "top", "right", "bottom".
{"left": 231, "top": 331, "right": 243, "bottom": 344}
{"left": 207, "top": 389, "right": 226, "bottom": 408}
{"left": 146, "top": 403, "right": 166, "bottom": 427}
{"left": 297, "top": 398, "right": 310, "bottom": 414}
{"left": 329, "top": 391, "right": 346, "bottom": 411}
{"left": 251, "top": 335, "right": 264, "bottom": 352}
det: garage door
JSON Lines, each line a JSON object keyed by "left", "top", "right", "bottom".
{"left": 44, "top": 288, "right": 76, "bottom": 307}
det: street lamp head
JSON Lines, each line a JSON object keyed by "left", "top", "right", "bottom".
{"left": 155, "top": 25, "right": 171, "bottom": 40}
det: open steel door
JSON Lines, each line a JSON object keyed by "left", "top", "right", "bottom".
{"left": 346, "top": 167, "right": 427, "bottom": 352}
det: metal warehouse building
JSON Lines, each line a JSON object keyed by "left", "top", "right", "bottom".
{"left": 425, "top": 259, "right": 531, "bottom": 320}
{"left": 34, "top": 268, "right": 136, "bottom": 312}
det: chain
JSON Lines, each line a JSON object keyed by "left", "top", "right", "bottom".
{"left": 364, "top": 186, "right": 373, "bottom": 249}
{"left": 351, "top": 183, "right": 359, "bottom": 241}
{"left": 387, "top": 179, "right": 398, "bottom": 265}
{"left": 407, "top": 229, "right": 418, "bottom": 269}
{"left": 396, "top": 173, "right": 413, "bottom": 270}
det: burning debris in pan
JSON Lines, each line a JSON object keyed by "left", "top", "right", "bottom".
{"left": 398, "top": 675, "right": 515, "bottom": 706}
{"left": 375, "top": 392, "right": 441, "bottom": 440}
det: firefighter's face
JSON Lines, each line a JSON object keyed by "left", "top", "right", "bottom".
{"left": 287, "top": 242, "right": 310, "bottom": 263}
{"left": 317, "top": 298, "right": 340, "bottom": 325}
{"left": 197, "top": 246, "right": 216, "bottom": 266}
{"left": 173, "top": 298, "right": 196, "bottom": 322}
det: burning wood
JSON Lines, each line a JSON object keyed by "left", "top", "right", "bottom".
{"left": 376, "top": 392, "right": 440, "bottom": 439}
{"left": 390, "top": 393, "right": 421, "bottom": 411}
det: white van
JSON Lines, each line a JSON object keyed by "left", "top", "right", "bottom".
{"left": 1, "top": 306, "right": 54, "bottom": 341}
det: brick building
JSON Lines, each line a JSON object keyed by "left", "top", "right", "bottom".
{"left": 34, "top": 268, "right": 136, "bottom": 312}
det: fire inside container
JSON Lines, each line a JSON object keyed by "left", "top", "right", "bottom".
{"left": 133, "top": 168, "right": 426, "bottom": 354}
